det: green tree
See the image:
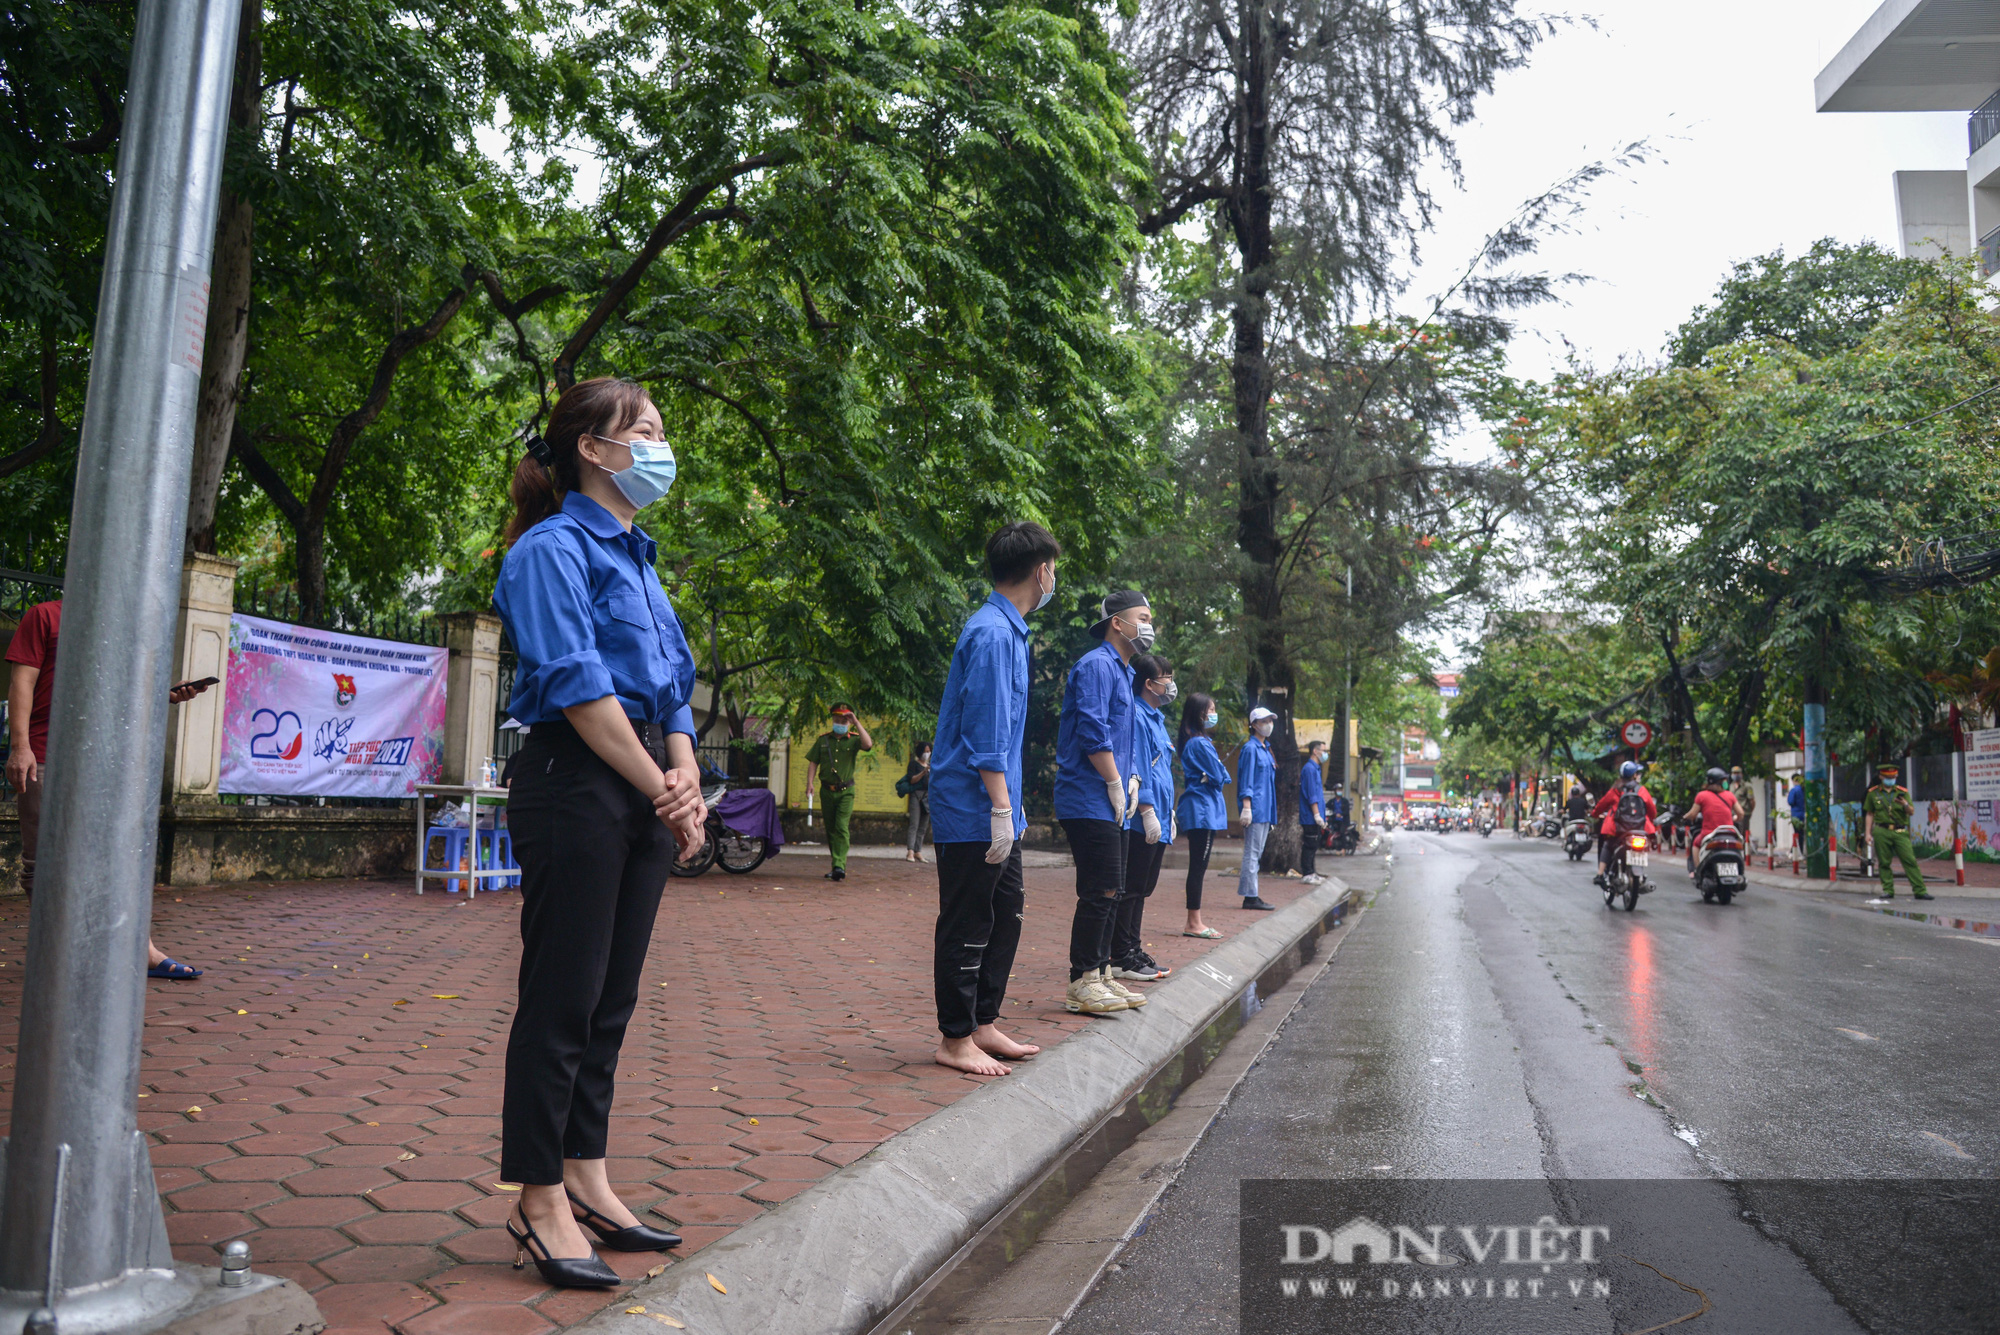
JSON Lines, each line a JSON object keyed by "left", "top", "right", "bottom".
{"left": 1667, "top": 238, "right": 1930, "bottom": 369}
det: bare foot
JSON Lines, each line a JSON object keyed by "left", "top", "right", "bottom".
{"left": 971, "top": 1023, "right": 1041, "bottom": 1060}
{"left": 935, "top": 1035, "right": 1011, "bottom": 1076}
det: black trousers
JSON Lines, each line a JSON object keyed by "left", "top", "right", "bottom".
{"left": 932, "top": 843, "right": 1025, "bottom": 1038}
{"left": 501, "top": 719, "right": 676, "bottom": 1185}
{"left": 1300, "top": 823, "right": 1322, "bottom": 876}
{"left": 1064, "top": 817, "right": 1126, "bottom": 980}
{"left": 1185, "top": 828, "right": 1215, "bottom": 911}
{"left": 1112, "top": 826, "right": 1167, "bottom": 965}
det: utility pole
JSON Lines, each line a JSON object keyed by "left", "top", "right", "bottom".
{"left": 0, "top": 1, "right": 312, "bottom": 1329}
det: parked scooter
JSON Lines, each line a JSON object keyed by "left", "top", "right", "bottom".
{"left": 1690, "top": 821, "right": 1747, "bottom": 905}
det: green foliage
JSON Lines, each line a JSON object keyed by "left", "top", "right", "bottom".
{"left": 1667, "top": 238, "right": 1930, "bottom": 368}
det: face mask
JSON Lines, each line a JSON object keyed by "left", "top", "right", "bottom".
{"left": 1254, "top": 720, "right": 1274, "bottom": 738}
{"left": 1205, "top": 713, "right": 1219, "bottom": 729}
{"left": 831, "top": 722, "right": 849, "bottom": 735}
{"left": 1033, "top": 565, "right": 1055, "bottom": 612}
{"left": 595, "top": 438, "right": 678, "bottom": 508}
{"left": 1118, "top": 616, "right": 1156, "bottom": 651}
{"left": 1158, "top": 680, "right": 1178, "bottom": 703}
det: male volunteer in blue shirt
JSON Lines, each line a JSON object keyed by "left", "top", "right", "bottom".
{"left": 1298, "top": 738, "right": 1326, "bottom": 886}
{"left": 928, "top": 522, "right": 1061, "bottom": 1077}
{"left": 1054, "top": 590, "right": 1155, "bottom": 1015}
{"left": 1236, "top": 706, "right": 1279, "bottom": 909}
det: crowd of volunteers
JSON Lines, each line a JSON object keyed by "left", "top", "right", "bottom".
{"left": 468, "top": 377, "right": 1352, "bottom": 1286}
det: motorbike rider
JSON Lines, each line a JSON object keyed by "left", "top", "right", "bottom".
{"left": 1591, "top": 761, "right": 1657, "bottom": 887}
{"left": 1328, "top": 781, "right": 1352, "bottom": 846}
{"left": 1685, "top": 768, "right": 1737, "bottom": 872}
{"left": 1564, "top": 783, "right": 1592, "bottom": 823}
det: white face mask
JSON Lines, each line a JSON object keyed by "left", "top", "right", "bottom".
{"left": 1254, "top": 719, "right": 1274, "bottom": 738}
{"left": 1117, "top": 615, "right": 1156, "bottom": 651}
{"left": 1159, "top": 679, "right": 1178, "bottom": 703}
{"left": 1033, "top": 564, "right": 1055, "bottom": 612}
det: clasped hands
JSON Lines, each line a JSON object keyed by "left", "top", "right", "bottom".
{"left": 652, "top": 765, "right": 708, "bottom": 858}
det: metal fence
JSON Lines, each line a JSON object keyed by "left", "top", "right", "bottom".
{"left": 234, "top": 574, "right": 442, "bottom": 647}
{"left": 1971, "top": 88, "right": 2000, "bottom": 155}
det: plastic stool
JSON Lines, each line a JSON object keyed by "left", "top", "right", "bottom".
{"left": 423, "top": 825, "right": 469, "bottom": 893}
{"left": 494, "top": 828, "right": 520, "bottom": 887}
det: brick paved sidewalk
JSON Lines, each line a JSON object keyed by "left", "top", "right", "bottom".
{"left": 0, "top": 846, "right": 1307, "bottom": 1335}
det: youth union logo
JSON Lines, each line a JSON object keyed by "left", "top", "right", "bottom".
{"left": 333, "top": 673, "right": 357, "bottom": 707}
{"left": 1275, "top": 1215, "right": 1612, "bottom": 1303}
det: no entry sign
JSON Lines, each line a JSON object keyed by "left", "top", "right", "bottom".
{"left": 1621, "top": 718, "right": 1655, "bottom": 749}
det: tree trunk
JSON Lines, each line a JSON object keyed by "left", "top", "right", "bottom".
{"left": 1227, "top": 1, "right": 1298, "bottom": 870}
{"left": 186, "top": 0, "right": 261, "bottom": 553}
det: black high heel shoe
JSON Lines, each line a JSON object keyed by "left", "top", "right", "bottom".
{"left": 506, "top": 1213, "right": 621, "bottom": 1288}
{"left": 567, "top": 1189, "right": 683, "bottom": 1251}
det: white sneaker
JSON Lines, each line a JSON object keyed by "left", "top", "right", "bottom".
{"left": 1066, "top": 973, "right": 1129, "bottom": 1013}
{"left": 1301, "top": 874, "right": 1324, "bottom": 885}
{"left": 1098, "top": 967, "right": 1147, "bottom": 1007}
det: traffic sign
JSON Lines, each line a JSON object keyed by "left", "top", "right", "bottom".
{"left": 1620, "top": 718, "right": 1654, "bottom": 749}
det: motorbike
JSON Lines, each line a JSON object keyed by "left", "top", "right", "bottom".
{"left": 668, "top": 784, "right": 774, "bottom": 877}
{"left": 1562, "top": 818, "right": 1594, "bottom": 862}
{"left": 1601, "top": 827, "right": 1652, "bottom": 912}
{"left": 1326, "top": 819, "right": 1359, "bottom": 855}
{"left": 1477, "top": 814, "right": 1495, "bottom": 838}
{"left": 1690, "top": 822, "right": 1747, "bottom": 905}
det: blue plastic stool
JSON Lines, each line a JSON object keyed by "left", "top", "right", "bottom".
{"left": 422, "top": 825, "right": 469, "bottom": 893}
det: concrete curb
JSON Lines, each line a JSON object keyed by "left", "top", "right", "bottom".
{"left": 573, "top": 881, "right": 1354, "bottom": 1335}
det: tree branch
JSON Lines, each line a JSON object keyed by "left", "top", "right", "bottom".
{"left": 59, "top": 76, "right": 120, "bottom": 154}
{"left": 472, "top": 270, "right": 564, "bottom": 424}
{"left": 553, "top": 152, "right": 782, "bottom": 389}
{"left": 230, "top": 422, "right": 306, "bottom": 527}
{"left": 668, "top": 375, "right": 797, "bottom": 504}
{"left": 0, "top": 332, "right": 67, "bottom": 480}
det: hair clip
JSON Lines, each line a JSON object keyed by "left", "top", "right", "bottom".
{"left": 526, "top": 434, "right": 553, "bottom": 466}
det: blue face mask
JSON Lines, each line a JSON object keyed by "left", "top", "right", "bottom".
{"left": 831, "top": 722, "right": 849, "bottom": 736}
{"left": 596, "top": 438, "right": 677, "bottom": 508}
{"left": 1205, "top": 713, "right": 1219, "bottom": 729}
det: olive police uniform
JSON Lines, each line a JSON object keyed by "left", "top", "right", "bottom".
{"left": 807, "top": 731, "right": 865, "bottom": 873}
{"left": 1863, "top": 772, "right": 1929, "bottom": 899}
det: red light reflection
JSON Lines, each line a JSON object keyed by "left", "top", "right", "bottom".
{"left": 1625, "top": 926, "right": 1657, "bottom": 1070}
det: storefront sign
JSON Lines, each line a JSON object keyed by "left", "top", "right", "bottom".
{"left": 1969, "top": 729, "right": 2000, "bottom": 804}
{"left": 219, "top": 614, "right": 446, "bottom": 796}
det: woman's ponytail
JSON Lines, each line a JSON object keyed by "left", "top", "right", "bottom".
{"left": 501, "top": 378, "right": 654, "bottom": 547}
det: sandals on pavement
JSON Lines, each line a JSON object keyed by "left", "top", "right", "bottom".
{"left": 147, "top": 958, "right": 203, "bottom": 980}
{"left": 1182, "top": 927, "right": 1223, "bottom": 939}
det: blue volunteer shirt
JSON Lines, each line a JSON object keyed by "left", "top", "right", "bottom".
{"left": 929, "top": 592, "right": 1030, "bottom": 843}
{"left": 1299, "top": 756, "right": 1326, "bottom": 825}
{"left": 1053, "top": 640, "right": 1135, "bottom": 824}
{"left": 1176, "top": 735, "right": 1231, "bottom": 832}
{"left": 1237, "top": 735, "right": 1276, "bottom": 824}
{"left": 1133, "top": 698, "right": 1176, "bottom": 846}
{"left": 493, "top": 492, "right": 697, "bottom": 736}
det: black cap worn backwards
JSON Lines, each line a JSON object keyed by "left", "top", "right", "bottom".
{"left": 1089, "top": 590, "right": 1149, "bottom": 640}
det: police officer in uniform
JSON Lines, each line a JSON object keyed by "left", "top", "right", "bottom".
{"left": 1863, "top": 762, "right": 1932, "bottom": 901}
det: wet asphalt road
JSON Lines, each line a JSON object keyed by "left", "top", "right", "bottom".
{"left": 1065, "top": 830, "right": 2000, "bottom": 1334}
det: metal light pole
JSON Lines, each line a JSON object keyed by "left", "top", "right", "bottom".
{"left": 0, "top": 0, "right": 244, "bottom": 1328}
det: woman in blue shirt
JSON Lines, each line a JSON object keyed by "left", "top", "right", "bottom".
{"left": 1175, "top": 692, "right": 1230, "bottom": 938}
{"left": 1111, "top": 654, "right": 1178, "bottom": 981}
{"left": 490, "top": 378, "right": 702, "bottom": 1287}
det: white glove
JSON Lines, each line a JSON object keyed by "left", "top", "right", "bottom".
{"left": 1126, "top": 774, "right": 1140, "bottom": 812}
{"left": 1140, "top": 806, "right": 1162, "bottom": 844}
{"left": 986, "top": 807, "right": 1015, "bottom": 865}
{"left": 1105, "top": 778, "right": 1127, "bottom": 826}
{"left": 1169, "top": 813, "right": 1177, "bottom": 843}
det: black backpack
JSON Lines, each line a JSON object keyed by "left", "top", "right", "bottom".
{"left": 1614, "top": 785, "right": 1647, "bottom": 833}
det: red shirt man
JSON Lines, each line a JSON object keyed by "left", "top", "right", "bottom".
{"left": 1688, "top": 786, "right": 1737, "bottom": 839}
{"left": 1591, "top": 782, "right": 1658, "bottom": 837}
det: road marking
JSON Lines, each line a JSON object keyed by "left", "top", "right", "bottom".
{"left": 1835, "top": 1028, "right": 1877, "bottom": 1042}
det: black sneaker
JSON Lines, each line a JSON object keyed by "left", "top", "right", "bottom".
{"left": 1241, "top": 897, "right": 1277, "bottom": 911}
{"left": 1110, "top": 959, "right": 1161, "bottom": 980}
{"left": 1138, "top": 950, "right": 1172, "bottom": 978}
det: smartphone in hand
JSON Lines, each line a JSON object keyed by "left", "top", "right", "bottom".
{"left": 171, "top": 676, "right": 220, "bottom": 693}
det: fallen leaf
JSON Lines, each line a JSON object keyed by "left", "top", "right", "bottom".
{"left": 365, "top": 1121, "right": 379, "bottom": 1127}
{"left": 651, "top": 1317, "right": 685, "bottom": 1330}
{"left": 431, "top": 994, "right": 460, "bottom": 999}
{"left": 362, "top": 953, "right": 370, "bottom": 959}
{"left": 493, "top": 1183, "right": 521, "bottom": 1192}
{"left": 646, "top": 1264, "right": 667, "bottom": 1278}
{"left": 747, "top": 1118, "right": 759, "bottom": 1126}
{"left": 186, "top": 1106, "right": 202, "bottom": 1114}
{"left": 625, "top": 1307, "right": 647, "bottom": 1315}
{"left": 707, "top": 1273, "right": 726, "bottom": 1294}
{"left": 235, "top": 1009, "right": 247, "bottom": 1015}
{"left": 398, "top": 1152, "right": 416, "bottom": 1161}
{"left": 393, "top": 999, "right": 410, "bottom": 1006}
{"left": 710, "top": 1087, "right": 720, "bottom": 1092}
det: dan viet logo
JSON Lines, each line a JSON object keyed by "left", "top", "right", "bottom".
{"left": 1274, "top": 1214, "right": 1613, "bottom": 1302}
{"left": 333, "top": 673, "right": 357, "bottom": 707}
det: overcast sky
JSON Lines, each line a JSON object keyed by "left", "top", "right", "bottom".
{"left": 1403, "top": 0, "right": 1969, "bottom": 382}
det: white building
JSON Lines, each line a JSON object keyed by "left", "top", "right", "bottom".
{"left": 1816, "top": 0, "right": 2000, "bottom": 269}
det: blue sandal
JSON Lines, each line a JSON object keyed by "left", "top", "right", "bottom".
{"left": 147, "top": 958, "right": 203, "bottom": 980}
